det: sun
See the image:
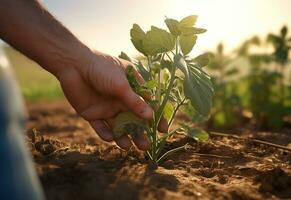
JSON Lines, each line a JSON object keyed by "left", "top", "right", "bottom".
{"left": 167, "top": 0, "right": 254, "bottom": 53}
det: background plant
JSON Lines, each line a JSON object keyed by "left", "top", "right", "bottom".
{"left": 206, "top": 43, "right": 241, "bottom": 127}
{"left": 201, "top": 28, "right": 291, "bottom": 130}
{"left": 267, "top": 26, "right": 291, "bottom": 103}
{"left": 237, "top": 34, "right": 291, "bottom": 129}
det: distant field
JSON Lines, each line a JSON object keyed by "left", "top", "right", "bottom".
{"left": 3, "top": 46, "right": 64, "bottom": 101}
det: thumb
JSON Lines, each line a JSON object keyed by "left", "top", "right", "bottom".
{"left": 119, "top": 86, "right": 153, "bottom": 121}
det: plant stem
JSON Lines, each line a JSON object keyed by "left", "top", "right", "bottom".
{"left": 146, "top": 56, "right": 157, "bottom": 160}
{"left": 147, "top": 56, "right": 154, "bottom": 80}
{"left": 150, "top": 55, "right": 176, "bottom": 161}
{"left": 154, "top": 64, "right": 176, "bottom": 130}
{"left": 148, "top": 39, "right": 179, "bottom": 162}
{"left": 157, "top": 70, "right": 161, "bottom": 105}
{"left": 157, "top": 143, "right": 189, "bottom": 163}
{"left": 158, "top": 127, "right": 183, "bottom": 142}
{"left": 279, "top": 64, "right": 285, "bottom": 103}
{"left": 176, "top": 37, "right": 179, "bottom": 55}
{"left": 168, "top": 97, "right": 186, "bottom": 129}
{"left": 155, "top": 128, "right": 184, "bottom": 158}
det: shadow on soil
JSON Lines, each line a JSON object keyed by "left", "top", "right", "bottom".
{"left": 33, "top": 145, "right": 178, "bottom": 200}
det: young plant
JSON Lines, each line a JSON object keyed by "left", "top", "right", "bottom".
{"left": 115, "top": 15, "right": 213, "bottom": 163}
{"left": 206, "top": 43, "right": 241, "bottom": 127}
{"left": 267, "top": 26, "right": 291, "bottom": 102}
{"left": 237, "top": 35, "right": 291, "bottom": 129}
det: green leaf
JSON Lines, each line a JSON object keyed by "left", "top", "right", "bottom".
{"left": 163, "top": 102, "right": 174, "bottom": 121}
{"left": 192, "top": 53, "right": 210, "bottom": 67}
{"left": 143, "top": 26, "right": 175, "bottom": 56}
{"left": 130, "top": 24, "right": 147, "bottom": 55}
{"left": 126, "top": 66, "right": 140, "bottom": 93}
{"left": 281, "top": 26, "right": 288, "bottom": 38}
{"left": 142, "top": 80, "right": 157, "bottom": 90}
{"left": 184, "top": 66, "right": 213, "bottom": 116}
{"left": 127, "top": 66, "right": 155, "bottom": 96}
{"left": 267, "top": 34, "right": 280, "bottom": 44}
{"left": 186, "top": 127, "right": 209, "bottom": 142}
{"left": 179, "top": 34, "right": 197, "bottom": 55}
{"left": 179, "top": 27, "right": 207, "bottom": 35}
{"left": 174, "top": 54, "right": 189, "bottom": 76}
{"left": 113, "top": 112, "right": 147, "bottom": 138}
{"left": 136, "top": 61, "right": 150, "bottom": 81}
{"left": 165, "top": 18, "right": 181, "bottom": 36}
{"left": 119, "top": 51, "right": 131, "bottom": 62}
{"left": 165, "top": 16, "right": 205, "bottom": 37}
{"left": 225, "top": 68, "right": 239, "bottom": 76}
{"left": 151, "top": 63, "right": 161, "bottom": 74}
{"left": 163, "top": 71, "right": 170, "bottom": 82}
{"left": 191, "top": 27, "right": 207, "bottom": 34}
{"left": 174, "top": 54, "right": 213, "bottom": 116}
{"left": 179, "top": 15, "right": 197, "bottom": 28}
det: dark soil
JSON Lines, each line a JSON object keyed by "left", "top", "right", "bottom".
{"left": 25, "top": 100, "right": 291, "bottom": 200}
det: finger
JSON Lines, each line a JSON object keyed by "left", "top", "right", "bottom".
{"left": 80, "top": 100, "right": 126, "bottom": 121}
{"left": 115, "top": 134, "right": 132, "bottom": 150}
{"left": 89, "top": 120, "right": 114, "bottom": 142}
{"left": 119, "top": 85, "right": 153, "bottom": 121}
{"left": 106, "top": 118, "right": 133, "bottom": 150}
{"left": 158, "top": 117, "right": 169, "bottom": 133}
{"left": 106, "top": 118, "right": 149, "bottom": 151}
{"left": 132, "top": 133, "right": 150, "bottom": 151}
{"left": 106, "top": 118, "right": 115, "bottom": 127}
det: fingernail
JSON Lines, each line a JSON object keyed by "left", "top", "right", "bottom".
{"left": 103, "top": 133, "right": 114, "bottom": 142}
{"left": 138, "top": 139, "right": 150, "bottom": 151}
{"left": 134, "top": 134, "right": 150, "bottom": 151}
{"left": 116, "top": 135, "right": 132, "bottom": 150}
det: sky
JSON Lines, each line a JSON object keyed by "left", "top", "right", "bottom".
{"left": 2, "top": 0, "right": 291, "bottom": 57}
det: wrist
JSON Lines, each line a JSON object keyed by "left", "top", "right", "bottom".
{"left": 43, "top": 41, "right": 95, "bottom": 80}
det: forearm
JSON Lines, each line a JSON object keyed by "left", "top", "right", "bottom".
{"left": 0, "top": 0, "right": 93, "bottom": 77}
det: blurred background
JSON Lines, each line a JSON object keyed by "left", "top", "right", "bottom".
{"left": 0, "top": 0, "right": 291, "bottom": 130}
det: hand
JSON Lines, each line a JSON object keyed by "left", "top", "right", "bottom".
{"left": 0, "top": 0, "right": 167, "bottom": 150}
{"left": 56, "top": 51, "right": 168, "bottom": 150}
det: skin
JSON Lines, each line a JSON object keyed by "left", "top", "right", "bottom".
{"left": 0, "top": 0, "right": 168, "bottom": 150}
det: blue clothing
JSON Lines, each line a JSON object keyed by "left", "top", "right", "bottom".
{"left": 0, "top": 48, "right": 45, "bottom": 200}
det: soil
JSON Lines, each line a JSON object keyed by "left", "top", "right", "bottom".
{"left": 25, "top": 100, "right": 291, "bottom": 200}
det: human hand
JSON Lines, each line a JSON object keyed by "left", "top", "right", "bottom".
{"left": 0, "top": 0, "right": 168, "bottom": 150}
{"left": 56, "top": 51, "right": 168, "bottom": 150}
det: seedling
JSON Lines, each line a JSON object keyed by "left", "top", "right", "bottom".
{"left": 241, "top": 34, "right": 291, "bottom": 129}
{"left": 115, "top": 15, "right": 213, "bottom": 163}
{"left": 267, "top": 26, "right": 291, "bottom": 102}
{"left": 206, "top": 43, "right": 241, "bottom": 127}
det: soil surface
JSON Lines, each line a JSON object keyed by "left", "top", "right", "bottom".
{"left": 25, "top": 100, "right": 291, "bottom": 200}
